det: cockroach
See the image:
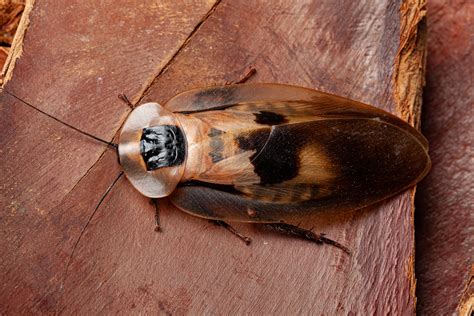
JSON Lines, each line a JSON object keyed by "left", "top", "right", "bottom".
{"left": 117, "top": 82, "right": 430, "bottom": 252}
{"left": 4, "top": 74, "right": 431, "bottom": 254}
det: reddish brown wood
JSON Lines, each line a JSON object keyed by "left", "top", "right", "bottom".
{"left": 0, "top": 0, "right": 219, "bottom": 313}
{"left": 0, "top": 0, "right": 427, "bottom": 314}
{"left": 415, "top": 0, "right": 473, "bottom": 314}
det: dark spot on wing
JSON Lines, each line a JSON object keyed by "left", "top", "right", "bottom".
{"left": 236, "top": 127, "right": 302, "bottom": 184}
{"left": 208, "top": 128, "right": 224, "bottom": 137}
{"left": 254, "top": 111, "right": 288, "bottom": 125}
{"left": 208, "top": 128, "right": 225, "bottom": 163}
{"left": 235, "top": 128, "right": 270, "bottom": 154}
{"left": 179, "top": 86, "right": 236, "bottom": 114}
{"left": 308, "top": 119, "right": 428, "bottom": 201}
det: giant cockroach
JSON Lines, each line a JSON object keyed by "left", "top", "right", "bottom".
{"left": 4, "top": 75, "right": 431, "bottom": 253}
{"left": 117, "top": 82, "right": 430, "bottom": 252}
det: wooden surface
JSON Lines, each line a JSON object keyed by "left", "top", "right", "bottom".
{"left": 0, "top": 0, "right": 427, "bottom": 314}
{"left": 415, "top": 0, "right": 473, "bottom": 315}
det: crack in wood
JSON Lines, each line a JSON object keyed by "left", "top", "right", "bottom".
{"left": 60, "top": 171, "right": 124, "bottom": 291}
{"left": 1, "top": 0, "right": 224, "bottom": 207}
{"left": 137, "top": 0, "right": 223, "bottom": 104}
{"left": 0, "top": 87, "right": 119, "bottom": 209}
{"left": 56, "top": 149, "right": 110, "bottom": 206}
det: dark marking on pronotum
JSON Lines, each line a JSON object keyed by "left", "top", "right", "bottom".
{"left": 140, "top": 125, "right": 186, "bottom": 171}
{"left": 254, "top": 111, "right": 288, "bottom": 125}
{"left": 208, "top": 128, "right": 225, "bottom": 163}
{"left": 236, "top": 127, "right": 302, "bottom": 184}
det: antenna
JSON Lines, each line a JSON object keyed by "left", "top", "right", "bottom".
{"left": 2, "top": 88, "right": 118, "bottom": 149}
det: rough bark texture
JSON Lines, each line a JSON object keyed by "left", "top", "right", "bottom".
{"left": 0, "top": 0, "right": 28, "bottom": 84}
{"left": 0, "top": 1, "right": 427, "bottom": 314}
{"left": 0, "top": 0, "right": 25, "bottom": 46}
{"left": 415, "top": 0, "right": 473, "bottom": 315}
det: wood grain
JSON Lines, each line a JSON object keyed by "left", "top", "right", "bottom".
{"left": 0, "top": 0, "right": 219, "bottom": 313}
{"left": 415, "top": 0, "right": 473, "bottom": 314}
{"left": 0, "top": 0, "right": 427, "bottom": 314}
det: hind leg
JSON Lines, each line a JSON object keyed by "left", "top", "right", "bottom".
{"left": 264, "top": 223, "right": 350, "bottom": 254}
{"left": 210, "top": 220, "right": 252, "bottom": 245}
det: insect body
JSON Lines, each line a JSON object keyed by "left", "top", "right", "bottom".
{"left": 118, "top": 83, "right": 430, "bottom": 224}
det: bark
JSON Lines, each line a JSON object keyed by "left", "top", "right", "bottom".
{"left": 415, "top": 0, "right": 473, "bottom": 315}
{"left": 0, "top": 0, "right": 427, "bottom": 313}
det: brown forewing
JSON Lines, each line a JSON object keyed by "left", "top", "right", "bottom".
{"left": 167, "top": 84, "right": 430, "bottom": 222}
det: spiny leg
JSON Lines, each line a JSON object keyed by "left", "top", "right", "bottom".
{"left": 151, "top": 199, "right": 161, "bottom": 232}
{"left": 264, "top": 223, "right": 351, "bottom": 254}
{"left": 225, "top": 66, "right": 257, "bottom": 85}
{"left": 211, "top": 220, "right": 252, "bottom": 245}
{"left": 118, "top": 93, "right": 134, "bottom": 110}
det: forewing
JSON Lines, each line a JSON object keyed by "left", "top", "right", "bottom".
{"left": 169, "top": 184, "right": 321, "bottom": 223}
{"left": 164, "top": 83, "right": 320, "bottom": 113}
{"left": 171, "top": 118, "right": 430, "bottom": 223}
{"left": 165, "top": 83, "right": 428, "bottom": 150}
{"left": 166, "top": 84, "right": 430, "bottom": 221}
{"left": 231, "top": 100, "right": 428, "bottom": 151}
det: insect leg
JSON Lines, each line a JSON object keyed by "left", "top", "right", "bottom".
{"left": 151, "top": 199, "right": 161, "bottom": 232}
{"left": 264, "top": 223, "right": 351, "bottom": 254}
{"left": 225, "top": 66, "right": 257, "bottom": 85}
{"left": 211, "top": 220, "right": 252, "bottom": 245}
{"left": 118, "top": 93, "right": 134, "bottom": 110}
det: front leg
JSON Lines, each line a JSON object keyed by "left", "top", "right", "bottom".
{"left": 151, "top": 198, "right": 161, "bottom": 232}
